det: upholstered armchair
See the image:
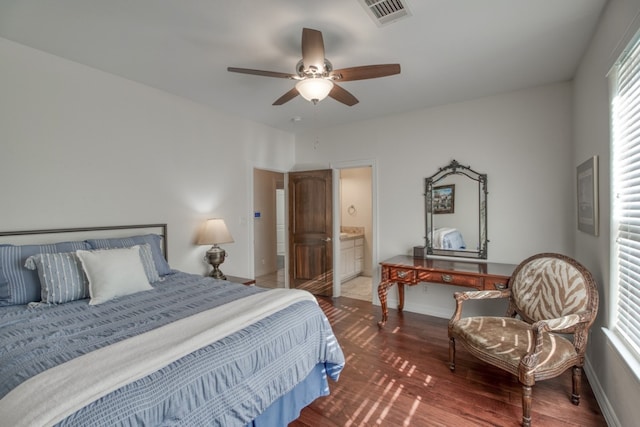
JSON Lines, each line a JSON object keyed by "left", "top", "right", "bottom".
{"left": 448, "top": 253, "right": 599, "bottom": 427}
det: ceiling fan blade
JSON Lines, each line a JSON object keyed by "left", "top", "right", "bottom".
{"left": 301, "top": 28, "right": 325, "bottom": 72}
{"left": 328, "top": 83, "right": 359, "bottom": 106}
{"left": 272, "top": 87, "right": 300, "bottom": 105}
{"left": 227, "top": 67, "right": 295, "bottom": 79}
{"left": 330, "top": 64, "right": 401, "bottom": 81}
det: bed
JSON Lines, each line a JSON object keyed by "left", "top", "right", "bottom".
{"left": 0, "top": 224, "right": 345, "bottom": 426}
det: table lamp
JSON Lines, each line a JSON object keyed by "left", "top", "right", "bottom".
{"left": 197, "top": 218, "right": 234, "bottom": 279}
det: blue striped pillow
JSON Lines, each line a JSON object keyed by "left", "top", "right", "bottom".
{"left": 25, "top": 252, "right": 89, "bottom": 304}
{"left": 135, "top": 244, "right": 161, "bottom": 283}
{"left": 0, "top": 266, "right": 9, "bottom": 301}
{"left": 0, "top": 241, "right": 91, "bottom": 306}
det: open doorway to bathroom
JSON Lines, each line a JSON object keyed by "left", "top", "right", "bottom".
{"left": 253, "top": 168, "right": 285, "bottom": 288}
{"left": 339, "top": 167, "right": 373, "bottom": 302}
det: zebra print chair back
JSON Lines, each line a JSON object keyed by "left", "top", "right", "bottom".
{"left": 509, "top": 253, "right": 598, "bottom": 330}
{"left": 448, "top": 253, "right": 598, "bottom": 427}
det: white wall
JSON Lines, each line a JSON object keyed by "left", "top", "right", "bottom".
{"left": 0, "top": 37, "right": 295, "bottom": 277}
{"left": 573, "top": 0, "right": 640, "bottom": 425}
{"left": 296, "top": 82, "right": 574, "bottom": 317}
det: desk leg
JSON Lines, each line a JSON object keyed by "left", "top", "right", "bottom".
{"left": 377, "top": 280, "right": 394, "bottom": 328}
{"left": 397, "top": 283, "right": 405, "bottom": 312}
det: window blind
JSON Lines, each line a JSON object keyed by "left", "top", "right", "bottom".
{"left": 612, "top": 34, "right": 640, "bottom": 361}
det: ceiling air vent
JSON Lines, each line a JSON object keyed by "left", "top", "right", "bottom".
{"left": 358, "top": 0, "right": 412, "bottom": 26}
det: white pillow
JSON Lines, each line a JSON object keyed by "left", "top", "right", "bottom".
{"left": 76, "top": 246, "right": 153, "bottom": 305}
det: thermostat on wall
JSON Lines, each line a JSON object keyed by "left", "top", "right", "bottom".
{"left": 254, "top": 212, "right": 261, "bottom": 218}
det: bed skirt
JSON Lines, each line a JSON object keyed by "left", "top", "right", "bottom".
{"left": 250, "top": 363, "right": 329, "bottom": 426}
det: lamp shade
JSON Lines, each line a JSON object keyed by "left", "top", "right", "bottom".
{"left": 197, "top": 218, "right": 234, "bottom": 245}
{"left": 296, "top": 78, "right": 334, "bottom": 104}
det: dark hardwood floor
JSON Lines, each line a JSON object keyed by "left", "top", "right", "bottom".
{"left": 291, "top": 296, "right": 607, "bottom": 427}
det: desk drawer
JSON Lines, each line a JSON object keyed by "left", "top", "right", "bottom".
{"left": 389, "top": 267, "right": 416, "bottom": 283}
{"left": 484, "top": 276, "right": 510, "bottom": 290}
{"left": 419, "top": 271, "right": 482, "bottom": 288}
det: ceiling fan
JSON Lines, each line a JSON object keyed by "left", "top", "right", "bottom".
{"left": 227, "top": 28, "right": 401, "bottom": 106}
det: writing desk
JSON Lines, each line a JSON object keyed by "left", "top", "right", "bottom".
{"left": 377, "top": 255, "right": 516, "bottom": 327}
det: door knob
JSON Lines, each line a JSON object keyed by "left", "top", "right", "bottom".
{"left": 322, "top": 237, "right": 332, "bottom": 242}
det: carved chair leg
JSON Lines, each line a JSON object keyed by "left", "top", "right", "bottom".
{"left": 571, "top": 366, "right": 582, "bottom": 405}
{"left": 449, "top": 337, "right": 456, "bottom": 371}
{"left": 521, "top": 385, "right": 532, "bottom": 427}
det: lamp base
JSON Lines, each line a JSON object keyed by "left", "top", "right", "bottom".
{"left": 205, "top": 245, "right": 227, "bottom": 280}
{"left": 208, "top": 269, "right": 227, "bottom": 280}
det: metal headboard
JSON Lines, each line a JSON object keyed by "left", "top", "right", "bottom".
{"left": 0, "top": 223, "right": 168, "bottom": 261}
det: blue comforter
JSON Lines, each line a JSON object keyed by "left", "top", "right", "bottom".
{"left": 0, "top": 272, "right": 345, "bottom": 426}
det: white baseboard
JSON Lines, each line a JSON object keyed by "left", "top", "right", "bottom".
{"left": 584, "top": 355, "right": 619, "bottom": 427}
{"left": 385, "top": 298, "right": 452, "bottom": 319}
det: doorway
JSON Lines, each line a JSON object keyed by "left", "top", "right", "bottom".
{"left": 253, "top": 164, "right": 377, "bottom": 299}
{"left": 338, "top": 166, "right": 373, "bottom": 302}
{"left": 253, "top": 168, "right": 285, "bottom": 288}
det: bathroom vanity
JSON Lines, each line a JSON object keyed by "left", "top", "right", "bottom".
{"left": 340, "top": 228, "right": 364, "bottom": 281}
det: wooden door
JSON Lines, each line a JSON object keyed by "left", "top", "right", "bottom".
{"left": 288, "top": 169, "right": 333, "bottom": 296}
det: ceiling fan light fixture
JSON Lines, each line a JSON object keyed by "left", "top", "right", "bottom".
{"left": 228, "top": 28, "right": 399, "bottom": 107}
{"left": 296, "top": 78, "right": 334, "bottom": 104}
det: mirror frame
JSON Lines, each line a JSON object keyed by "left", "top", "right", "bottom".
{"left": 425, "top": 159, "right": 488, "bottom": 259}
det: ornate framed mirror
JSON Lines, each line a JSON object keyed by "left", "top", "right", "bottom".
{"left": 425, "top": 160, "right": 487, "bottom": 259}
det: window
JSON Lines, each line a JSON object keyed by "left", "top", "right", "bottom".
{"left": 611, "top": 33, "right": 640, "bottom": 363}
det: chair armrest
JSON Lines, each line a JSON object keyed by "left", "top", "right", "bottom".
{"left": 520, "top": 312, "right": 591, "bottom": 380}
{"left": 533, "top": 313, "right": 584, "bottom": 333}
{"left": 450, "top": 289, "right": 511, "bottom": 322}
{"left": 454, "top": 289, "right": 511, "bottom": 301}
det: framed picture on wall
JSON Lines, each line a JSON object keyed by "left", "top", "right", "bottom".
{"left": 577, "top": 155, "right": 599, "bottom": 236}
{"left": 433, "top": 184, "right": 455, "bottom": 214}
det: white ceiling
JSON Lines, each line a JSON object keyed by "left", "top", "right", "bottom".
{"left": 0, "top": 0, "right": 607, "bottom": 133}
